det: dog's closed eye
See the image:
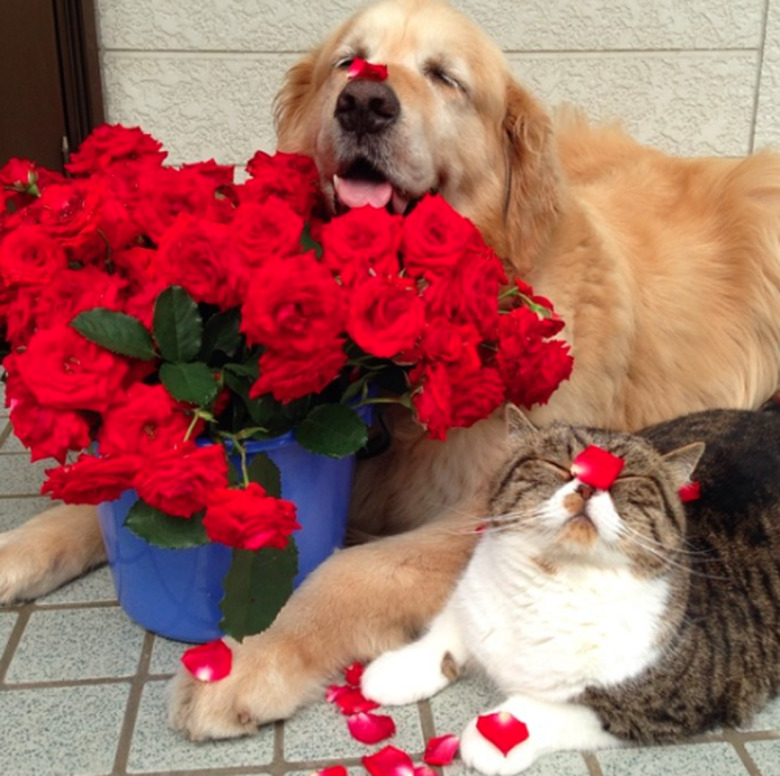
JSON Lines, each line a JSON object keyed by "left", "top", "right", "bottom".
{"left": 423, "top": 60, "right": 463, "bottom": 92}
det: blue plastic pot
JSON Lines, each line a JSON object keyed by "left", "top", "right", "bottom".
{"left": 97, "top": 427, "right": 363, "bottom": 643}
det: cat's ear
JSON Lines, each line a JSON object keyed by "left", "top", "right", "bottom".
{"left": 662, "top": 442, "right": 705, "bottom": 488}
{"left": 505, "top": 404, "right": 538, "bottom": 437}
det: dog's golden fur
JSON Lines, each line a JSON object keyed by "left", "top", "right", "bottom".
{"left": 2, "top": 0, "right": 780, "bottom": 740}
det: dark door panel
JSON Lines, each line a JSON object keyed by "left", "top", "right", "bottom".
{"left": 0, "top": 0, "right": 103, "bottom": 173}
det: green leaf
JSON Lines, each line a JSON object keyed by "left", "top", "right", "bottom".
{"left": 300, "top": 222, "right": 323, "bottom": 259}
{"left": 219, "top": 542, "right": 298, "bottom": 640}
{"left": 152, "top": 286, "right": 203, "bottom": 362}
{"left": 71, "top": 309, "right": 156, "bottom": 360}
{"left": 224, "top": 360, "right": 259, "bottom": 380}
{"left": 124, "top": 499, "right": 209, "bottom": 548}
{"left": 160, "top": 361, "right": 218, "bottom": 406}
{"left": 295, "top": 403, "right": 368, "bottom": 458}
{"left": 246, "top": 452, "right": 282, "bottom": 497}
{"left": 200, "top": 308, "right": 242, "bottom": 359}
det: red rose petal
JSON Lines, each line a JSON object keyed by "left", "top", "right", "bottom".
{"left": 180, "top": 639, "right": 232, "bottom": 682}
{"left": 423, "top": 733, "right": 460, "bottom": 766}
{"left": 325, "top": 683, "right": 351, "bottom": 704}
{"left": 571, "top": 446, "right": 625, "bottom": 490}
{"left": 414, "top": 767, "right": 438, "bottom": 776}
{"left": 344, "top": 661, "right": 365, "bottom": 687}
{"left": 334, "top": 687, "right": 380, "bottom": 715}
{"left": 347, "top": 711, "right": 397, "bottom": 744}
{"left": 314, "top": 767, "right": 349, "bottom": 776}
{"left": 348, "top": 58, "right": 389, "bottom": 81}
{"left": 678, "top": 480, "right": 701, "bottom": 502}
{"left": 362, "top": 746, "right": 415, "bottom": 776}
{"left": 476, "top": 711, "right": 530, "bottom": 756}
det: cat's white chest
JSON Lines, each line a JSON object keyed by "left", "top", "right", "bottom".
{"left": 455, "top": 538, "right": 670, "bottom": 702}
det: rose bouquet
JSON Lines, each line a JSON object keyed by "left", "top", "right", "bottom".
{"left": 0, "top": 124, "right": 573, "bottom": 639}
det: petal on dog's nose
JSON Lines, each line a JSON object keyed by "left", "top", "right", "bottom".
{"left": 334, "top": 175, "right": 393, "bottom": 209}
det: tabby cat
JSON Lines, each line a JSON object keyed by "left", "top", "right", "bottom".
{"left": 361, "top": 406, "right": 780, "bottom": 774}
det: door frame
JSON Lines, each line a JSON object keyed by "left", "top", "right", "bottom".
{"left": 54, "top": 0, "right": 104, "bottom": 163}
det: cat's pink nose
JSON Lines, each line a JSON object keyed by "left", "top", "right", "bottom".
{"left": 576, "top": 482, "right": 595, "bottom": 500}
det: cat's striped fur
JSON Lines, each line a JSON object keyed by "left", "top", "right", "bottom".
{"left": 361, "top": 407, "right": 780, "bottom": 774}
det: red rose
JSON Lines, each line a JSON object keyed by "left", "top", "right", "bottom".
{"left": 180, "top": 159, "right": 235, "bottom": 188}
{"left": 4, "top": 267, "right": 128, "bottom": 348}
{"left": 231, "top": 198, "right": 304, "bottom": 268}
{"left": 41, "top": 453, "right": 144, "bottom": 504}
{"left": 242, "top": 151, "right": 319, "bottom": 218}
{"left": 13, "top": 323, "right": 132, "bottom": 412}
{"left": 203, "top": 482, "right": 301, "bottom": 550}
{"left": 98, "top": 383, "right": 199, "bottom": 456}
{"left": 155, "top": 214, "right": 244, "bottom": 310}
{"left": 30, "top": 180, "right": 103, "bottom": 253}
{"left": 410, "top": 363, "right": 453, "bottom": 441}
{"left": 320, "top": 206, "right": 402, "bottom": 286}
{"left": 347, "top": 275, "right": 426, "bottom": 358}
{"left": 240, "top": 252, "right": 345, "bottom": 353}
{"left": 131, "top": 166, "right": 229, "bottom": 243}
{"left": 422, "top": 243, "right": 508, "bottom": 340}
{"left": 0, "top": 225, "right": 68, "bottom": 286}
{"left": 497, "top": 308, "right": 573, "bottom": 408}
{"left": 449, "top": 366, "right": 505, "bottom": 428}
{"left": 250, "top": 344, "right": 347, "bottom": 403}
{"left": 417, "top": 321, "right": 482, "bottom": 372}
{"left": 5, "top": 361, "right": 92, "bottom": 464}
{"left": 1, "top": 158, "right": 63, "bottom": 216}
{"left": 65, "top": 124, "right": 166, "bottom": 175}
{"left": 134, "top": 445, "right": 229, "bottom": 517}
{"left": 401, "top": 195, "right": 477, "bottom": 279}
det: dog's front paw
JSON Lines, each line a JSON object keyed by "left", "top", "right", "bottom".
{"left": 168, "top": 633, "right": 321, "bottom": 740}
{"left": 361, "top": 641, "right": 453, "bottom": 706}
{"left": 0, "top": 505, "right": 105, "bottom": 605}
{"left": 459, "top": 714, "right": 538, "bottom": 776}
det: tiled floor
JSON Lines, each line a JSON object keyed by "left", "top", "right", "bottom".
{"left": 1, "top": 405, "right": 780, "bottom": 776}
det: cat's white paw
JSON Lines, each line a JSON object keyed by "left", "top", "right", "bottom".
{"left": 459, "top": 696, "right": 622, "bottom": 774}
{"left": 361, "top": 642, "right": 452, "bottom": 706}
{"left": 459, "top": 715, "right": 538, "bottom": 775}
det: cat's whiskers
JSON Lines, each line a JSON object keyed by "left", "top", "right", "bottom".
{"left": 616, "top": 522, "right": 728, "bottom": 581}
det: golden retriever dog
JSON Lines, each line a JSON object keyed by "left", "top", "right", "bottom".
{"left": 3, "top": 0, "right": 780, "bottom": 741}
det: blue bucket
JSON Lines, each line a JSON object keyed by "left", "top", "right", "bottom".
{"left": 97, "top": 426, "right": 363, "bottom": 643}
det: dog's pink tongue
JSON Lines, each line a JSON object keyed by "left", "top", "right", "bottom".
{"left": 334, "top": 176, "right": 393, "bottom": 209}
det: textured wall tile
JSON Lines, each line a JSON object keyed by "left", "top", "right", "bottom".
{"left": 96, "top": 0, "right": 363, "bottom": 52}
{"left": 754, "top": 0, "right": 780, "bottom": 151}
{"left": 453, "top": 0, "right": 763, "bottom": 52}
{"left": 511, "top": 52, "right": 758, "bottom": 156}
{"left": 101, "top": 53, "right": 297, "bottom": 163}
{"left": 96, "top": 0, "right": 763, "bottom": 53}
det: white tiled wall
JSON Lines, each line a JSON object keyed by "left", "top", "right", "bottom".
{"left": 95, "top": 0, "right": 780, "bottom": 166}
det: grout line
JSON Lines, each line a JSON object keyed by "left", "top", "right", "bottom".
{"left": 416, "top": 699, "right": 438, "bottom": 743}
{"left": 271, "top": 718, "right": 287, "bottom": 776}
{"left": 582, "top": 751, "right": 605, "bottom": 776}
{"left": 3, "top": 676, "right": 136, "bottom": 691}
{"left": 30, "top": 599, "right": 120, "bottom": 612}
{"left": 749, "top": 0, "right": 771, "bottom": 152}
{"left": 111, "top": 630, "right": 156, "bottom": 775}
{"left": 727, "top": 738, "right": 765, "bottom": 776}
{"left": 0, "top": 422, "right": 12, "bottom": 449}
{"left": 100, "top": 45, "right": 761, "bottom": 58}
{"left": 0, "top": 604, "right": 32, "bottom": 685}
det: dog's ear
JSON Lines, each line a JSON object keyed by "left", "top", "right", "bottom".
{"left": 502, "top": 80, "right": 564, "bottom": 275}
{"left": 273, "top": 50, "right": 320, "bottom": 153}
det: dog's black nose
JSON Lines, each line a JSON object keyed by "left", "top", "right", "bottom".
{"left": 335, "top": 80, "right": 400, "bottom": 135}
